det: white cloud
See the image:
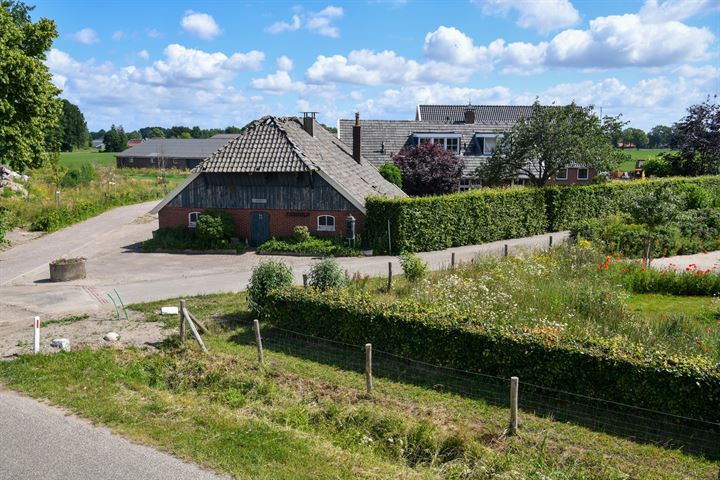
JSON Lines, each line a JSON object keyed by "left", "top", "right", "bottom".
{"left": 265, "top": 5, "right": 344, "bottom": 37}
{"left": 146, "top": 28, "right": 162, "bottom": 39}
{"left": 423, "top": 26, "right": 492, "bottom": 66}
{"left": 181, "top": 11, "right": 222, "bottom": 40}
{"left": 475, "top": 0, "right": 580, "bottom": 34}
{"left": 639, "top": 0, "right": 720, "bottom": 22}
{"left": 111, "top": 31, "right": 124, "bottom": 41}
{"left": 277, "top": 56, "right": 294, "bottom": 71}
{"left": 71, "top": 28, "right": 99, "bottom": 45}
{"left": 138, "top": 50, "right": 150, "bottom": 60}
{"left": 45, "top": 48, "right": 268, "bottom": 130}
{"left": 251, "top": 70, "right": 306, "bottom": 94}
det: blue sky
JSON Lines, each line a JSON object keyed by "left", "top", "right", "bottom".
{"left": 34, "top": 0, "right": 719, "bottom": 131}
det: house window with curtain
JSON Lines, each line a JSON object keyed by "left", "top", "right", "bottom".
{"left": 317, "top": 215, "right": 336, "bottom": 232}
{"left": 188, "top": 212, "right": 200, "bottom": 228}
{"left": 577, "top": 168, "right": 589, "bottom": 180}
{"left": 556, "top": 169, "right": 568, "bottom": 180}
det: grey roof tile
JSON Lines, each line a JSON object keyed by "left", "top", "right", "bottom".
{"left": 417, "top": 105, "right": 535, "bottom": 124}
{"left": 115, "top": 138, "right": 232, "bottom": 159}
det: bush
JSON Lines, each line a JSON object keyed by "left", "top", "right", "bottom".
{"left": 308, "top": 258, "right": 345, "bottom": 291}
{"left": 605, "top": 259, "right": 720, "bottom": 296}
{"left": 60, "top": 163, "right": 96, "bottom": 188}
{"left": 675, "top": 183, "right": 712, "bottom": 210}
{"left": 257, "top": 236, "right": 361, "bottom": 257}
{"left": 378, "top": 163, "right": 402, "bottom": 188}
{"left": 0, "top": 207, "right": 11, "bottom": 244}
{"left": 261, "top": 287, "right": 720, "bottom": 421}
{"left": 292, "top": 225, "right": 311, "bottom": 243}
{"left": 248, "top": 260, "right": 294, "bottom": 310}
{"left": 399, "top": 253, "right": 428, "bottom": 282}
{"left": 645, "top": 157, "right": 672, "bottom": 177}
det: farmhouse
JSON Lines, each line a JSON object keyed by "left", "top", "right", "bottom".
{"left": 151, "top": 114, "right": 406, "bottom": 246}
{"left": 338, "top": 104, "right": 595, "bottom": 189}
{"left": 115, "top": 136, "right": 237, "bottom": 169}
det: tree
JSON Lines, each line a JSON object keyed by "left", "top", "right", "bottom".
{"left": 647, "top": 125, "right": 673, "bottom": 148}
{"left": 90, "top": 129, "right": 106, "bottom": 140}
{"left": 476, "top": 101, "right": 627, "bottom": 187}
{"left": 628, "top": 189, "right": 680, "bottom": 265}
{"left": 393, "top": 143, "right": 464, "bottom": 196}
{"left": 52, "top": 99, "right": 89, "bottom": 151}
{"left": 179, "top": 132, "right": 192, "bottom": 139}
{"left": 378, "top": 163, "right": 402, "bottom": 188}
{"left": 224, "top": 126, "right": 242, "bottom": 134}
{"left": 148, "top": 127, "right": 164, "bottom": 138}
{"left": 127, "top": 130, "right": 141, "bottom": 140}
{"left": 103, "top": 125, "right": 128, "bottom": 152}
{"left": 621, "top": 128, "right": 648, "bottom": 149}
{"left": 0, "top": 1, "right": 61, "bottom": 171}
{"left": 670, "top": 96, "right": 720, "bottom": 176}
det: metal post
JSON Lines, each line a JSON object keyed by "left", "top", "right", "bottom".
{"left": 33, "top": 316, "right": 40, "bottom": 354}
{"left": 387, "top": 262, "right": 393, "bottom": 291}
{"left": 549, "top": 235, "right": 553, "bottom": 248}
{"left": 253, "top": 319, "right": 264, "bottom": 365}
{"left": 54, "top": 190, "right": 61, "bottom": 208}
{"left": 451, "top": 252, "right": 456, "bottom": 268}
{"left": 509, "top": 376, "right": 519, "bottom": 435}
{"left": 365, "top": 343, "right": 372, "bottom": 394}
{"left": 504, "top": 244, "right": 509, "bottom": 258}
{"left": 387, "top": 220, "right": 392, "bottom": 255}
{"left": 179, "top": 300, "right": 186, "bottom": 343}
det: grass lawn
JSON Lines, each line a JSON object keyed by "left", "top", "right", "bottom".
{"left": 618, "top": 148, "right": 672, "bottom": 172}
{"left": 0, "top": 290, "right": 716, "bottom": 479}
{"left": 59, "top": 149, "right": 116, "bottom": 168}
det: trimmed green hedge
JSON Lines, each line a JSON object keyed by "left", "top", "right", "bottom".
{"left": 366, "top": 188, "right": 548, "bottom": 253}
{"left": 365, "top": 176, "right": 720, "bottom": 253}
{"left": 262, "top": 288, "right": 720, "bottom": 422}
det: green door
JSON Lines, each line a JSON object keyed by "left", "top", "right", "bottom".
{"left": 250, "top": 212, "right": 270, "bottom": 247}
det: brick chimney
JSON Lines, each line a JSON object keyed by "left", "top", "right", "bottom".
{"left": 352, "top": 112, "right": 362, "bottom": 164}
{"left": 302, "top": 112, "right": 316, "bottom": 136}
{"left": 464, "top": 109, "right": 476, "bottom": 124}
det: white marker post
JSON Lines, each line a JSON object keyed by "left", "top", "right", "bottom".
{"left": 33, "top": 316, "right": 40, "bottom": 354}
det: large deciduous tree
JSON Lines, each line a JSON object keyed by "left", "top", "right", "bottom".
{"left": 621, "top": 128, "right": 649, "bottom": 149}
{"left": 103, "top": 125, "right": 128, "bottom": 152}
{"left": 476, "top": 101, "right": 627, "bottom": 187}
{"left": 665, "top": 96, "right": 720, "bottom": 176}
{"left": 51, "top": 99, "right": 89, "bottom": 151}
{"left": 393, "top": 143, "right": 464, "bottom": 196}
{"left": 0, "top": 1, "right": 61, "bottom": 171}
{"left": 647, "top": 125, "right": 674, "bottom": 148}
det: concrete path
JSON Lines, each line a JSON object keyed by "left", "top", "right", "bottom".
{"left": 652, "top": 251, "right": 720, "bottom": 271}
{"left": 0, "top": 388, "right": 230, "bottom": 480}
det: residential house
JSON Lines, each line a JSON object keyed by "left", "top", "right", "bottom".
{"left": 338, "top": 105, "right": 595, "bottom": 189}
{"left": 151, "top": 114, "right": 406, "bottom": 246}
{"left": 115, "top": 137, "right": 236, "bottom": 169}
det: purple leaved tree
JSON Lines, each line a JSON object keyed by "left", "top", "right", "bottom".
{"left": 393, "top": 143, "right": 465, "bottom": 196}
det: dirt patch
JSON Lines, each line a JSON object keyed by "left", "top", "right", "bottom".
{"left": 0, "top": 310, "right": 173, "bottom": 359}
{"left": 0, "top": 228, "right": 43, "bottom": 252}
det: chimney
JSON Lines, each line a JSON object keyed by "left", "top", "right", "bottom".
{"left": 464, "top": 109, "right": 476, "bottom": 124}
{"left": 302, "top": 111, "right": 316, "bottom": 136}
{"left": 352, "top": 112, "right": 362, "bottom": 164}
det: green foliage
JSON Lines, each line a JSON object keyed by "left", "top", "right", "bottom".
{"left": 365, "top": 187, "right": 548, "bottom": 253}
{"left": 141, "top": 227, "right": 198, "bottom": 251}
{"left": 621, "top": 127, "right": 649, "bottom": 149}
{"left": 399, "top": 253, "right": 428, "bottom": 282}
{"left": 258, "top": 236, "right": 361, "bottom": 257}
{"left": 0, "top": 206, "right": 10, "bottom": 243}
{"left": 476, "top": 100, "right": 627, "bottom": 186}
{"left": 0, "top": 1, "right": 61, "bottom": 171}
{"left": 262, "top": 285, "right": 720, "bottom": 421}
{"left": 675, "top": 183, "right": 712, "bottom": 210}
{"left": 608, "top": 260, "right": 720, "bottom": 296}
{"left": 102, "top": 124, "right": 128, "bottom": 152}
{"left": 308, "top": 257, "right": 346, "bottom": 291}
{"left": 644, "top": 157, "right": 672, "bottom": 177}
{"left": 291, "top": 225, "right": 311, "bottom": 243}
{"left": 248, "top": 260, "right": 293, "bottom": 310}
{"left": 195, "top": 210, "right": 234, "bottom": 249}
{"left": 378, "top": 163, "right": 402, "bottom": 188}
{"left": 60, "top": 162, "right": 95, "bottom": 188}
{"left": 50, "top": 99, "right": 89, "bottom": 152}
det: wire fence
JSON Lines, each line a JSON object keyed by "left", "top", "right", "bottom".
{"left": 250, "top": 324, "right": 720, "bottom": 458}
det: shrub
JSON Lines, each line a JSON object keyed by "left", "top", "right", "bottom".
{"left": 247, "top": 260, "right": 294, "bottom": 310}
{"left": 645, "top": 157, "right": 672, "bottom": 177}
{"left": 262, "top": 287, "right": 720, "bottom": 421}
{"left": 257, "top": 236, "right": 361, "bottom": 257}
{"left": 0, "top": 207, "right": 11, "bottom": 244}
{"left": 675, "top": 183, "right": 712, "bottom": 210}
{"left": 399, "top": 253, "right": 428, "bottom": 282}
{"left": 292, "top": 225, "right": 311, "bottom": 243}
{"left": 141, "top": 227, "right": 198, "bottom": 251}
{"left": 60, "top": 163, "right": 96, "bottom": 188}
{"left": 378, "top": 163, "right": 402, "bottom": 188}
{"left": 308, "top": 257, "right": 345, "bottom": 291}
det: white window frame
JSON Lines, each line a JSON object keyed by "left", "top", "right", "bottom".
{"left": 577, "top": 168, "right": 589, "bottom": 180}
{"left": 474, "top": 133, "right": 502, "bottom": 156}
{"left": 413, "top": 133, "right": 462, "bottom": 153}
{"left": 317, "top": 215, "right": 336, "bottom": 232}
{"left": 188, "top": 211, "right": 200, "bottom": 228}
{"left": 556, "top": 168, "right": 568, "bottom": 180}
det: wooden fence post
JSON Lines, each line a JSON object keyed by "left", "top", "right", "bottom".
{"left": 509, "top": 376, "right": 519, "bottom": 435}
{"left": 302, "top": 274, "right": 308, "bottom": 288}
{"left": 451, "top": 252, "right": 456, "bottom": 268}
{"left": 182, "top": 305, "right": 208, "bottom": 353}
{"left": 179, "top": 300, "right": 186, "bottom": 343}
{"left": 253, "top": 319, "right": 264, "bottom": 365}
{"left": 365, "top": 343, "right": 373, "bottom": 394}
{"left": 549, "top": 235, "right": 553, "bottom": 248}
{"left": 387, "top": 262, "right": 393, "bottom": 291}
{"left": 504, "top": 244, "right": 509, "bottom": 258}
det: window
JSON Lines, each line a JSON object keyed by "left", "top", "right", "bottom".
{"left": 317, "top": 215, "right": 335, "bottom": 232}
{"left": 577, "top": 168, "right": 589, "bottom": 180}
{"left": 483, "top": 137, "right": 496, "bottom": 155}
{"left": 459, "top": 178, "right": 482, "bottom": 191}
{"left": 413, "top": 134, "right": 461, "bottom": 153}
{"left": 188, "top": 211, "right": 200, "bottom": 228}
{"left": 474, "top": 133, "right": 501, "bottom": 155}
{"left": 445, "top": 137, "right": 459, "bottom": 152}
{"left": 556, "top": 169, "right": 568, "bottom": 180}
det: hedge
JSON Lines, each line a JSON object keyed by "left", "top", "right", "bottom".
{"left": 365, "top": 176, "right": 720, "bottom": 253}
{"left": 262, "top": 288, "right": 720, "bottom": 422}
{"left": 366, "top": 187, "right": 548, "bottom": 253}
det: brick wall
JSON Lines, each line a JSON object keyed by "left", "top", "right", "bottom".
{"left": 549, "top": 167, "right": 596, "bottom": 186}
{"left": 159, "top": 206, "right": 365, "bottom": 240}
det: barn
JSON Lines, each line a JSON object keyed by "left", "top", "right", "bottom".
{"left": 115, "top": 136, "right": 236, "bottom": 169}
{"left": 151, "top": 114, "right": 406, "bottom": 246}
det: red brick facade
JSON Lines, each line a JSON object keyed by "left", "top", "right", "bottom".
{"left": 159, "top": 206, "right": 365, "bottom": 240}
{"left": 549, "top": 166, "right": 596, "bottom": 186}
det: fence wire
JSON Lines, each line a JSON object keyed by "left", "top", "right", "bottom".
{"left": 253, "top": 325, "right": 720, "bottom": 458}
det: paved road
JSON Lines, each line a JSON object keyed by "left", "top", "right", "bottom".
{"left": 0, "top": 388, "right": 230, "bottom": 480}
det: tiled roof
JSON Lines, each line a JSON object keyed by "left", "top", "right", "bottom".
{"left": 115, "top": 138, "right": 232, "bottom": 159}
{"left": 196, "top": 116, "right": 406, "bottom": 208}
{"left": 338, "top": 119, "right": 507, "bottom": 176}
{"left": 416, "top": 105, "right": 535, "bottom": 124}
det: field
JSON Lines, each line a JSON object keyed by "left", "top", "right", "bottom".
{"left": 617, "top": 148, "right": 672, "bottom": 172}
{"left": 0, "top": 289, "right": 717, "bottom": 479}
{"left": 59, "top": 149, "right": 117, "bottom": 168}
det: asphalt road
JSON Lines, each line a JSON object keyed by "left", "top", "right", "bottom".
{"left": 0, "top": 388, "right": 230, "bottom": 480}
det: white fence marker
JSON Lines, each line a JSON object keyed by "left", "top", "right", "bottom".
{"left": 33, "top": 316, "right": 40, "bottom": 354}
{"left": 510, "top": 376, "right": 519, "bottom": 435}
